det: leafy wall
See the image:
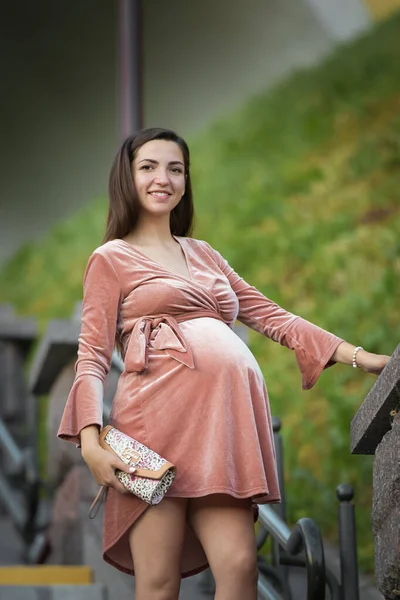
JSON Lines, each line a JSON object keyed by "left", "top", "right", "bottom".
{"left": 1, "top": 13, "right": 400, "bottom": 571}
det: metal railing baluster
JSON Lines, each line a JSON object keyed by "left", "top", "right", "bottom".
{"left": 337, "top": 484, "right": 359, "bottom": 600}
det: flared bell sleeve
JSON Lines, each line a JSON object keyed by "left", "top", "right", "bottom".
{"left": 58, "top": 251, "right": 123, "bottom": 445}
{"left": 208, "top": 245, "right": 343, "bottom": 390}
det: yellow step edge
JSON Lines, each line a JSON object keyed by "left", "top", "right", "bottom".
{"left": 0, "top": 566, "right": 92, "bottom": 585}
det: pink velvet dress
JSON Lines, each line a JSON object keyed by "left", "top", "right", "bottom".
{"left": 58, "top": 236, "right": 342, "bottom": 577}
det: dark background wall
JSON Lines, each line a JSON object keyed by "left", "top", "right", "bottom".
{"left": 0, "top": 0, "right": 371, "bottom": 264}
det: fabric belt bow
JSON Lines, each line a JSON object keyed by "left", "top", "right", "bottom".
{"left": 123, "top": 315, "right": 195, "bottom": 372}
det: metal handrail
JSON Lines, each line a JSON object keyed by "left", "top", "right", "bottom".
{"left": 257, "top": 506, "right": 326, "bottom": 600}
{"left": 103, "top": 352, "right": 126, "bottom": 420}
{"left": 259, "top": 505, "right": 291, "bottom": 548}
{"left": 0, "top": 416, "right": 42, "bottom": 542}
{"left": 0, "top": 348, "right": 125, "bottom": 559}
{"left": 287, "top": 518, "right": 326, "bottom": 598}
{"left": 111, "top": 351, "right": 125, "bottom": 373}
{"left": 258, "top": 574, "right": 285, "bottom": 600}
{"left": 0, "top": 472, "right": 27, "bottom": 530}
{"left": 0, "top": 417, "right": 26, "bottom": 474}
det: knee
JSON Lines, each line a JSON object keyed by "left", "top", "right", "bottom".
{"left": 214, "top": 548, "right": 258, "bottom": 586}
{"left": 234, "top": 549, "right": 259, "bottom": 585}
{"left": 135, "top": 571, "right": 180, "bottom": 600}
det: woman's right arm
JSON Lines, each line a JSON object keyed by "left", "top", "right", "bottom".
{"left": 57, "top": 250, "right": 132, "bottom": 491}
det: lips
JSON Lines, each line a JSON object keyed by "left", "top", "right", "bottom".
{"left": 148, "top": 191, "right": 172, "bottom": 199}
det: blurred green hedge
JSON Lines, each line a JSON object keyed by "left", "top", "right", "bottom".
{"left": 1, "top": 13, "right": 400, "bottom": 571}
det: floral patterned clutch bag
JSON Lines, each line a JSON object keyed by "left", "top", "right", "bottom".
{"left": 89, "top": 426, "right": 176, "bottom": 518}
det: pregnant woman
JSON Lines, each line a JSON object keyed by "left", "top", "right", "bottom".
{"left": 58, "top": 127, "right": 390, "bottom": 600}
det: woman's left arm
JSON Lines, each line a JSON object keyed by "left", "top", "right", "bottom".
{"left": 204, "top": 243, "right": 391, "bottom": 386}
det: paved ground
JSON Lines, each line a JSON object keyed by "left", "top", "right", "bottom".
{"left": 179, "top": 572, "right": 213, "bottom": 599}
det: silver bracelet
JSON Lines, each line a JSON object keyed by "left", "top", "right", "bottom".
{"left": 352, "top": 346, "right": 363, "bottom": 368}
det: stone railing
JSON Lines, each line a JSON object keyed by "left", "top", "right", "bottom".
{"left": 351, "top": 344, "right": 400, "bottom": 600}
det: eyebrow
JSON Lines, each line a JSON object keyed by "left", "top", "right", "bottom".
{"left": 137, "top": 158, "right": 184, "bottom": 167}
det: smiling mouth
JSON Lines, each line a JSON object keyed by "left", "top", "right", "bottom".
{"left": 148, "top": 191, "right": 172, "bottom": 199}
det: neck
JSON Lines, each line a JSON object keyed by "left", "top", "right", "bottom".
{"left": 127, "top": 214, "right": 175, "bottom": 245}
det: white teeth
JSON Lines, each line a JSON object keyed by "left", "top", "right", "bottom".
{"left": 151, "top": 192, "right": 169, "bottom": 197}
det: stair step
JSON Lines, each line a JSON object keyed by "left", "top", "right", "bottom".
{"left": 0, "top": 584, "right": 107, "bottom": 599}
{"left": 0, "top": 566, "right": 92, "bottom": 585}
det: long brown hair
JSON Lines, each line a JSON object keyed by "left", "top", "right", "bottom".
{"left": 103, "top": 128, "right": 194, "bottom": 243}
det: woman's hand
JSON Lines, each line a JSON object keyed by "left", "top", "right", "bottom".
{"left": 331, "top": 342, "right": 391, "bottom": 375}
{"left": 355, "top": 349, "right": 391, "bottom": 375}
{"left": 82, "top": 445, "right": 135, "bottom": 494}
{"left": 80, "top": 425, "right": 134, "bottom": 494}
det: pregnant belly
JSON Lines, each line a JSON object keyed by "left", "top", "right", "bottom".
{"left": 113, "top": 317, "right": 262, "bottom": 412}
{"left": 179, "top": 317, "right": 261, "bottom": 375}
{"left": 111, "top": 317, "right": 267, "bottom": 443}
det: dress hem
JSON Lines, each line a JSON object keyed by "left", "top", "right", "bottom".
{"left": 167, "top": 485, "right": 280, "bottom": 503}
{"left": 103, "top": 551, "right": 210, "bottom": 580}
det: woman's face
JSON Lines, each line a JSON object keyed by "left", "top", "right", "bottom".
{"left": 133, "top": 139, "right": 186, "bottom": 217}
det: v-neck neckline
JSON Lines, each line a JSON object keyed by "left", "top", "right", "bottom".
{"left": 117, "top": 236, "right": 193, "bottom": 282}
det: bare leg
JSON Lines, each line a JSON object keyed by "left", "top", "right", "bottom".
{"left": 188, "top": 494, "right": 258, "bottom": 600}
{"left": 129, "top": 497, "right": 188, "bottom": 600}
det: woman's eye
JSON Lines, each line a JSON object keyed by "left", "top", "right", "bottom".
{"left": 139, "top": 164, "right": 183, "bottom": 174}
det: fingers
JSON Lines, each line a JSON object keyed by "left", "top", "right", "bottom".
{"left": 105, "top": 465, "right": 136, "bottom": 495}
{"left": 100, "top": 472, "right": 128, "bottom": 494}
{"left": 90, "top": 455, "right": 136, "bottom": 495}
{"left": 112, "top": 475, "right": 130, "bottom": 495}
{"left": 111, "top": 457, "right": 137, "bottom": 474}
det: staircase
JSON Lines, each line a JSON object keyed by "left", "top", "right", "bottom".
{"left": 0, "top": 518, "right": 106, "bottom": 599}
{"left": 0, "top": 584, "right": 107, "bottom": 599}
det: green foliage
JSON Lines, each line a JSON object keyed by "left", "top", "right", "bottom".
{"left": 2, "top": 13, "right": 400, "bottom": 572}
{"left": 0, "top": 197, "right": 108, "bottom": 331}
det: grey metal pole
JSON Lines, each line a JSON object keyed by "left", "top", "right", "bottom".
{"left": 118, "top": 0, "right": 143, "bottom": 139}
{"left": 0, "top": 417, "right": 25, "bottom": 474}
{"left": 258, "top": 574, "right": 284, "bottom": 600}
{"left": 272, "top": 417, "right": 286, "bottom": 521}
{"left": 271, "top": 417, "right": 292, "bottom": 599}
{"left": 0, "top": 472, "right": 26, "bottom": 530}
{"left": 337, "top": 484, "right": 360, "bottom": 600}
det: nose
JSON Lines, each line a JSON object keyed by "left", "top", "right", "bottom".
{"left": 153, "top": 168, "right": 170, "bottom": 185}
